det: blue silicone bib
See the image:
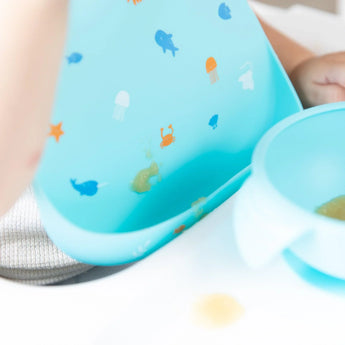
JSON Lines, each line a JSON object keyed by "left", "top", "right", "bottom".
{"left": 34, "top": 0, "right": 302, "bottom": 265}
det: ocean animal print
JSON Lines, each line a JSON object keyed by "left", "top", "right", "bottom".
{"left": 160, "top": 125, "right": 176, "bottom": 149}
{"left": 66, "top": 52, "right": 83, "bottom": 64}
{"left": 71, "top": 179, "right": 107, "bottom": 196}
{"left": 155, "top": 30, "right": 179, "bottom": 57}
{"left": 218, "top": 3, "right": 232, "bottom": 20}
{"left": 238, "top": 62, "right": 254, "bottom": 90}
{"left": 49, "top": 122, "right": 64, "bottom": 142}
{"left": 209, "top": 115, "right": 219, "bottom": 129}
{"left": 113, "top": 90, "right": 130, "bottom": 121}
{"left": 206, "top": 57, "right": 219, "bottom": 84}
{"left": 128, "top": 0, "right": 142, "bottom": 5}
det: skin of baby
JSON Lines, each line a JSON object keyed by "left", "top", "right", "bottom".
{"left": 259, "top": 19, "right": 345, "bottom": 108}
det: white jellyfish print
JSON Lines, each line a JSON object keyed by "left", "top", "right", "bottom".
{"left": 238, "top": 62, "right": 255, "bottom": 91}
{"left": 113, "top": 90, "right": 130, "bottom": 121}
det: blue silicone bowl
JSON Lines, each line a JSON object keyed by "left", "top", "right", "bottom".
{"left": 234, "top": 102, "right": 345, "bottom": 279}
{"left": 34, "top": 0, "right": 302, "bottom": 265}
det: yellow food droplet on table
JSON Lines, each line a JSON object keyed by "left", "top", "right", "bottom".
{"left": 131, "top": 162, "right": 159, "bottom": 193}
{"left": 194, "top": 294, "right": 245, "bottom": 328}
{"left": 316, "top": 195, "right": 345, "bottom": 221}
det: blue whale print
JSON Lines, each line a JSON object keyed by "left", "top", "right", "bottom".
{"left": 71, "top": 179, "right": 99, "bottom": 196}
{"left": 218, "top": 3, "right": 232, "bottom": 20}
{"left": 155, "top": 30, "right": 179, "bottom": 57}
{"left": 66, "top": 52, "right": 83, "bottom": 64}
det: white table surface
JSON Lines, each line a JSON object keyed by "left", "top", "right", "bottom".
{"left": 3, "top": 4, "right": 345, "bottom": 345}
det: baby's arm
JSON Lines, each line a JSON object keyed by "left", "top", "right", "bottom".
{"left": 258, "top": 16, "right": 345, "bottom": 108}
{"left": 258, "top": 18, "right": 314, "bottom": 76}
{"left": 0, "top": 0, "right": 68, "bottom": 215}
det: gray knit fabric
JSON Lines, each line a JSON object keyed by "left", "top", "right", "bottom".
{"left": 0, "top": 186, "right": 93, "bottom": 285}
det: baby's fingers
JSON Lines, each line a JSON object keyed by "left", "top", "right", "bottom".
{"left": 313, "top": 84, "right": 345, "bottom": 106}
{"left": 324, "top": 62, "right": 345, "bottom": 88}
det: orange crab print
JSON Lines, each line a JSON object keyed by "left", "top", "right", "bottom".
{"left": 128, "top": 0, "right": 142, "bottom": 5}
{"left": 174, "top": 225, "right": 186, "bottom": 235}
{"left": 49, "top": 122, "right": 64, "bottom": 142}
{"left": 160, "top": 125, "right": 176, "bottom": 149}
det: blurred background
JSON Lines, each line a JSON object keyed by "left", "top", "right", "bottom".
{"left": 251, "top": 0, "right": 345, "bottom": 54}
{"left": 256, "top": 0, "right": 338, "bottom": 13}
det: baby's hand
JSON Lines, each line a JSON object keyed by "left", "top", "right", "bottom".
{"left": 290, "top": 53, "right": 345, "bottom": 108}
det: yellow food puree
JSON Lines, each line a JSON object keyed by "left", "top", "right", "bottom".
{"left": 316, "top": 195, "right": 345, "bottom": 221}
{"left": 132, "top": 162, "right": 159, "bottom": 193}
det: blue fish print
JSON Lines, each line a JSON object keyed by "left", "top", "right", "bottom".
{"left": 209, "top": 114, "right": 219, "bottom": 129}
{"left": 66, "top": 52, "right": 83, "bottom": 64}
{"left": 71, "top": 179, "right": 99, "bottom": 196}
{"left": 218, "top": 3, "right": 232, "bottom": 20}
{"left": 155, "top": 30, "right": 179, "bottom": 57}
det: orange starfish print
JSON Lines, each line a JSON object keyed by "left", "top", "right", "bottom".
{"left": 128, "top": 0, "right": 142, "bottom": 5}
{"left": 49, "top": 122, "right": 64, "bottom": 142}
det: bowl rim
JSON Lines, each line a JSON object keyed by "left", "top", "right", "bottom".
{"left": 252, "top": 101, "right": 345, "bottom": 229}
